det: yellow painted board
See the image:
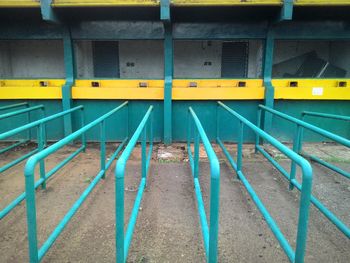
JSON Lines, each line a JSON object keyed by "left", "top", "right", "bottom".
{"left": 172, "top": 0, "right": 281, "bottom": 6}
{"left": 275, "top": 87, "right": 350, "bottom": 100}
{"left": 295, "top": 0, "right": 350, "bottom": 6}
{"left": 0, "top": 87, "right": 62, "bottom": 99}
{"left": 173, "top": 79, "right": 264, "bottom": 88}
{"left": 272, "top": 79, "right": 350, "bottom": 88}
{"left": 172, "top": 87, "right": 265, "bottom": 100}
{"left": 0, "top": 79, "right": 65, "bottom": 87}
{"left": 72, "top": 87, "right": 163, "bottom": 99}
{"left": 0, "top": 0, "right": 40, "bottom": 7}
{"left": 74, "top": 79, "right": 164, "bottom": 88}
{"left": 52, "top": 0, "right": 160, "bottom": 7}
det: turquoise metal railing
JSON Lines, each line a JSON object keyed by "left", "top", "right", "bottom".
{"left": 301, "top": 111, "right": 350, "bottom": 179}
{"left": 0, "top": 103, "right": 45, "bottom": 157}
{"left": 217, "top": 101, "right": 313, "bottom": 263}
{"left": 115, "top": 105, "right": 153, "bottom": 263}
{"left": 258, "top": 105, "right": 350, "bottom": 239}
{"left": 187, "top": 107, "right": 220, "bottom": 263}
{"left": 24, "top": 101, "right": 129, "bottom": 263}
{"left": 0, "top": 106, "right": 84, "bottom": 220}
{"left": 0, "top": 102, "right": 29, "bottom": 112}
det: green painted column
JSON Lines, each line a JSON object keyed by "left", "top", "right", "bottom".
{"left": 62, "top": 26, "right": 75, "bottom": 136}
{"left": 161, "top": 0, "right": 173, "bottom": 144}
{"left": 263, "top": 29, "right": 275, "bottom": 132}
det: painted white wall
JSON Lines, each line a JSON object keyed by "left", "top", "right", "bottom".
{"left": 9, "top": 40, "right": 64, "bottom": 78}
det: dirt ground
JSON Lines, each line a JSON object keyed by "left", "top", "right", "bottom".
{"left": 0, "top": 142, "right": 349, "bottom": 262}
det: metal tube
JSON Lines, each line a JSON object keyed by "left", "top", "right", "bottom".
{"left": 194, "top": 178, "right": 210, "bottom": 257}
{"left": 0, "top": 104, "right": 44, "bottom": 121}
{"left": 303, "top": 152, "right": 350, "bottom": 180}
{"left": 237, "top": 121, "right": 243, "bottom": 172}
{"left": 302, "top": 111, "right": 350, "bottom": 122}
{"left": 100, "top": 120, "right": 106, "bottom": 179}
{"left": 115, "top": 105, "right": 153, "bottom": 263}
{"left": 124, "top": 178, "right": 146, "bottom": 259}
{"left": 0, "top": 148, "right": 39, "bottom": 173}
{"left": 0, "top": 139, "right": 29, "bottom": 154}
{"left": 259, "top": 104, "right": 350, "bottom": 147}
{"left": 0, "top": 102, "right": 28, "bottom": 111}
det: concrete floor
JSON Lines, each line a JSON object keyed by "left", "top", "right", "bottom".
{"left": 0, "top": 143, "right": 349, "bottom": 262}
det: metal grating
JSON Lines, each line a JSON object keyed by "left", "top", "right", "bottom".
{"left": 221, "top": 42, "right": 249, "bottom": 78}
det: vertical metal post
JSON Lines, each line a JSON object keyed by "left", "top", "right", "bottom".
{"left": 290, "top": 125, "right": 303, "bottom": 190}
{"left": 115, "top": 173, "right": 125, "bottom": 263}
{"left": 25, "top": 172, "right": 39, "bottom": 263}
{"left": 237, "top": 121, "right": 244, "bottom": 172}
{"left": 187, "top": 110, "right": 191, "bottom": 150}
{"left": 100, "top": 120, "right": 106, "bottom": 179}
{"left": 38, "top": 123, "right": 46, "bottom": 189}
{"left": 255, "top": 109, "right": 262, "bottom": 153}
{"left": 263, "top": 29, "right": 275, "bottom": 133}
{"left": 26, "top": 103, "right": 31, "bottom": 141}
{"left": 40, "top": 108, "right": 47, "bottom": 147}
{"left": 142, "top": 128, "right": 147, "bottom": 179}
{"left": 216, "top": 104, "right": 220, "bottom": 143}
{"left": 62, "top": 26, "right": 75, "bottom": 137}
{"left": 194, "top": 131, "right": 200, "bottom": 178}
{"left": 80, "top": 108, "right": 86, "bottom": 152}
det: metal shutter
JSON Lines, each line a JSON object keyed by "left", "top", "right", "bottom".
{"left": 221, "top": 42, "right": 248, "bottom": 78}
{"left": 93, "top": 41, "right": 120, "bottom": 78}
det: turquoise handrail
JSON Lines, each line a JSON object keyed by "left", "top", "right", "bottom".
{"left": 218, "top": 101, "right": 313, "bottom": 263}
{"left": 187, "top": 107, "right": 220, "bottom": 263}
{"left": 115, "top": 105, "right": 153, "bottom": 263}
{"left": 24, "top": 101, "right": 128, "bottom": 263}
{"left": 258, "top": 105, "right": 350, "bottom": 239}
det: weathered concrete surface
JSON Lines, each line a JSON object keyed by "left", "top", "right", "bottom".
{"left": 0, "top": 143, "right": 349, "bottom": 262}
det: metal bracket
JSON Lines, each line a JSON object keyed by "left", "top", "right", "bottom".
{"left": 278, "top": 0, "right": 294, "bottom": 22}
{"left": 40, "top": 0, "right": 60, "bottom": 23}
{"left": 160, "top": 0, "right": 171, "bottom": 22}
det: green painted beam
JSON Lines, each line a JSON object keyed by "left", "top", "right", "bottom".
{"left": 62, "top": 26, "right": 75, "bottom": 136}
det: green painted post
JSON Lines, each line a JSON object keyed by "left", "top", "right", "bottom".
{"left": 25, "top": 166, "right": 39, "bottom": 263}
{"left": 255, "top": 109, "right": 262, "bottom": 153}
{"left": 62, "top": 26, "right": 75, "bottom": 137}
{"left": 237, "top": 121, "right": 243, "bottom": 172}
{"left": 142, "top": 128, "right": 147, "bottom": 179}
{"left": 263, "top": 29, "right": 275, "bottom": 133}
{"left": 162, "top": 0, "right": 173, "bottom": 144}
{"left": 194, "top": 131, "right": 200, "bottom": 178}
{"left": 290, "top": 125, "right": 303, "bottom": 190}
{"left": 278, "top": 0, "right": 294, "bottom": 21}
{"left": 100, "top": 120, "right": 106, "bottom": 179}
{"left": 38, "top": 123, "right": 46, "bottom": 189}
{"left": 80, "top": 108, "right": 86, "bottom": 152}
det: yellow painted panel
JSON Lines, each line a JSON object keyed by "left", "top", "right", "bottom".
{"left": 295, "top": 0, "right": 350, "bottom": 6}
{"left": 0, "top": 0, "right": 40, "bottom": 7}
{"left": 0, "top": 87, "right": 62, "bottom": 99}
{"left": 172, "top": 87, "right": 265, "bottom": 100}
{"left": 172, "top": 0, "right": 281, "bottom": 6}
{"left": 74, "top": 79, "right": 164, "bottom": 88}
{"left": 273, "top": 79, "right": 350, "bottom": 100}
{"left": 52, "top": 0, "right": 160, "bottom": 7}
{"left": 173, "top": 79, "right": 264, "bottom": 88}
{"left": 0, "top": 79, "right": 65, "bottom": 87}
{"left": 1, "top": 79, "right": 350, "bottom": 100}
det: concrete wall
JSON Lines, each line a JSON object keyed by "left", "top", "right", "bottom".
{"left": 2, "top": 40, "right": 65, "bottom": 78}
{"left": 329, "top": 42, "right": 350, "bottom": 77}
{"left": 75, "top": 40, "right": 263, "bottom": 79}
